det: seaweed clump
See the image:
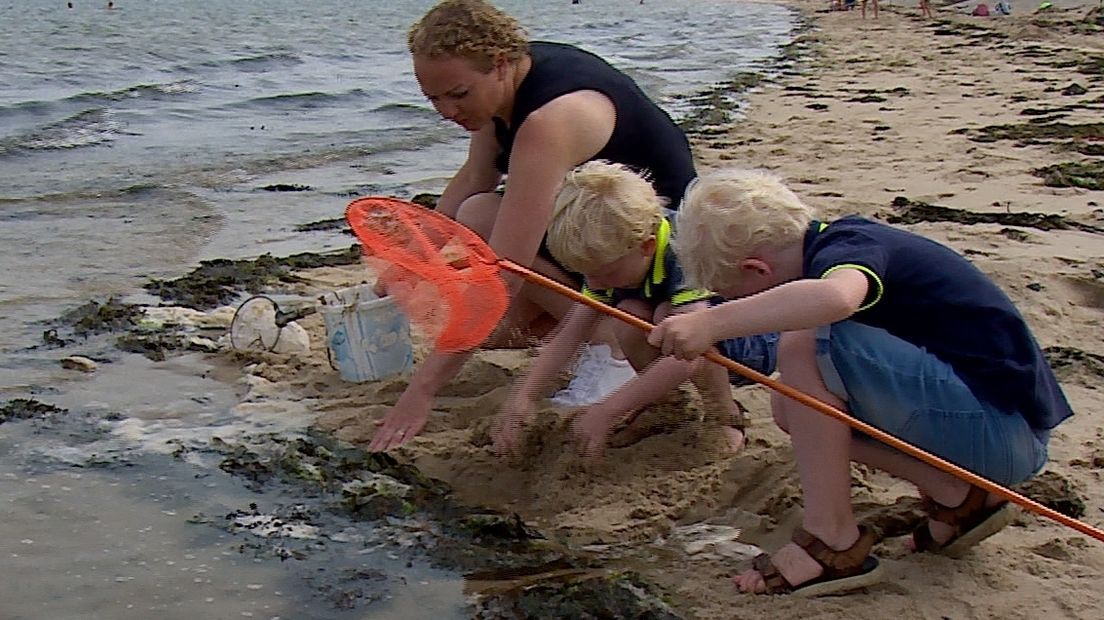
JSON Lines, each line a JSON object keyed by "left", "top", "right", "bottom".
{"left": 58, "top": 298, "right": 144, "bottom": 335}
{"left": 473, "top": 570, "right": 681, "bottom": 620}
{"left": 144, "top": 245, "right": 362, "bottom": 310}
{"left": 1034, "top": 161, "right": 1104, "bottom": 190}
{"left": 203, "top": 431, "right": 682, "bottom": 617}
{"left": 886, "top": 197, "right": 1104, "bottom": 234}
{"left": 0, "top": 398, "right": 67, "bottom": 424}
{"left": 953, "top": 121, "right": 1104, "bottom": 157}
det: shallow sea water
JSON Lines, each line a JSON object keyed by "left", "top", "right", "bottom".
{"left": 0, "top": 0, "right": 798, "bottom": 616}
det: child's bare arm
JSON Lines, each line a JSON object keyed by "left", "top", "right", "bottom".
{"left": 513, "top": 303, "right": 603, "bottom": 401}
{"left": 570, "top": 301, "right": 707, "bottom": 457}
{"left": 492, "top": 303, "right": 602, "bottom": 458}
{"left": 649, "top": 269, "right": 869, "bottom": 360}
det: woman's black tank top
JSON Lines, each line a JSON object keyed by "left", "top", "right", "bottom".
{"left": 493, "top": 42, "right": 695, "bottom": 204}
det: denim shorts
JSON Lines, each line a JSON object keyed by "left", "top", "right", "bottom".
{"left": 718, "top": 332, "right": 779, "bottom": 388}
{"left": 815, "top": 321, "right": 1048, "bottom": 486}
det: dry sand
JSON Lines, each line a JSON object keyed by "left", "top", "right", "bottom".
{"left": 227, "top": 4, "right": 1104, "bottom": 618}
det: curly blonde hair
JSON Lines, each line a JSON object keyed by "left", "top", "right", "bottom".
{"left": 547, "top": 161, "right": 665, "bottom": 276}
{"left": 675, "top": 168, "right": 815, "bottom": 292}
{"left": 408, "top": 0, "right": 529, "bottom": 72}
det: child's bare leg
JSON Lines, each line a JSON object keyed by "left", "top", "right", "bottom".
{"left": 611, "top": 299, "right": 661, "bottom": 371}
{"left": 734, "top": 329, "right": 861, "bottom": 593}
{"left": 849, "top": 439, "right": 1003, "bottom": 547}
{"left": 691, "top": 358, "right": 746, "bottom": 452}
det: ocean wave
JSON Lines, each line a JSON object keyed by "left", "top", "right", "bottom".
{"left": 75, "top": 80, "right": 201, "bottom": 103}
{"left": 369, "top": 102, "right": 441, "bottom": 122}
{"left": 0, "top": 108, "right": 130, "bottom": 155}
{"left": 219, "top": 88, "right": 372, "bottom": 111}
{"left": 191, "top": 51, "right": 303, "bottom": 74}
{"left": 0, "top": 81, "right": 200, "bottom": 121}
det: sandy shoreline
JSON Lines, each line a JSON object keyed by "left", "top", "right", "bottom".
{"left": 224, "top": 3, "right": 1104, "bottom": 618}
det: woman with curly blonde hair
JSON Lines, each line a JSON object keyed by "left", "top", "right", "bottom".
{"left": 369, "top": 0, "right": 696, "bottom": 452}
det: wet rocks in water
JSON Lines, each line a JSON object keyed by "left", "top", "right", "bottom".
{"left": 115, "top": 332, "right": 187, "bottom": 362}
{"left": 456, "top": 513, "right": 544, "bottom": 544}
{"left": 60, "top": 355, "right": 98, "bottom": 372}
{"left": 676, "top": 72, "right": 762, "bottom": 133}
{"left": 0, "top": 398, "right": 67, "bottom": 424}
{"left": 259, "top": 183, "right": 312, "bottom": 192}
{"left": 201, "top": 431, "right": 681, "bottom": 615}
{"left": 411, "top": 193, "right": 441, "bottom": 210}
{"left": 471, "top": 569, "right": 682, "bottom": 620}
{"left": 59, "top": 298, "right": 144, "bottom": 335}
{"left": 294, "top": 217, "right": 350, "bottom": 233}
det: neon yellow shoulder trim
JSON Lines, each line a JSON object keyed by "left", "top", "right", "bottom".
{"left": 671, "top": 289, "right": 713, "bottom": 306}
{"left": 820, "top": 264, "right": 883, "bottom": 311}
{"left": 643, "top": 218, "right": 671, "bottom": 298}
{"left": 582, "top": 286, "right": 614, "bottom": 304}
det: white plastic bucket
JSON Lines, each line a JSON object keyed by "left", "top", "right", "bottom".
{"left": 320, "top": 284, "right": 413, "bottom": 382}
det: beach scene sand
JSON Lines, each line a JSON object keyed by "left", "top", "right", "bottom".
{"left": 3, "top": 1, "right": 1103, "bottom": 618}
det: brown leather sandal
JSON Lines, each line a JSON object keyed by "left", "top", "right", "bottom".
{"left": 749, "top": 524, "right": 883, "bottom": 597}
{"left": 912, "top": 485, "right": 1016, "bottom": 558}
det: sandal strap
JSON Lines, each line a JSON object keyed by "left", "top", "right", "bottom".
{"left": 792, "top": 525, "right": 876, "bottom": 575}
{"left": 921, "top": 485, "right": 988, "bottom": 528}
{"left": 749, "top": 526, "right": 878, "bottom": 594}
{"left": 751, "top": 552, "right": 793, "bottom": 594}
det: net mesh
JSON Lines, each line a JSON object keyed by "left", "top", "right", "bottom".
{"left": 345, "top": 197, "right": 509, "bottom": 353}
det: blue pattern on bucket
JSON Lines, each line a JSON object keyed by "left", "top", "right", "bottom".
{"left": 321, "top": 285, "right": 413, "bottom": 382}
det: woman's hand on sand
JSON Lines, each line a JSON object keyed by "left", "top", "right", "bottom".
{"left": 647, "top": 311, "right": 716, "bottom": 361}
{"left": 368, "top": 391, "right": 431, "bottom": 452}
{"left": 491, "top": 397, "right": 536, "bottom": 459}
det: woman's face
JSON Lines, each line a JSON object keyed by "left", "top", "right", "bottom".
{"left": 413, "top": 54, "right": 504, "bottom": 132}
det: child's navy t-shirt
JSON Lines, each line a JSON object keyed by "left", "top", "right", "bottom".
{"left": 803, "top": 216, "right": 1073, "bottom": 431}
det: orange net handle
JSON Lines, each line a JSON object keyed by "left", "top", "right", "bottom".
{"left": 496, "top": 257, "right": 1104, "bottom": 545}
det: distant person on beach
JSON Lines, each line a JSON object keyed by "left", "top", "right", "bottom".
{"left": 920, "top": 0, "right": 935, "bottom": 18}
{"left": 491, "top": 161, "right": 779, "bottom": 459}
{"left": 648, "top": 169, "right": 1073, "bottom": 595}
{"left": 861, "top": 0, "right": 879, "bottom": 18}
{"left": 367, "top": 0, "right": 697, "bottom": 452}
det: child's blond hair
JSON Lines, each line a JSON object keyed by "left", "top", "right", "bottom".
{"left": 547, "top": 161, "right": 664, "bottom": 275}
{"left": 675, "top": 168, "right": 815, "bottom": 291}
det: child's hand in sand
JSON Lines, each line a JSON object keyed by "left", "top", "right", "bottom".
{"left": 647, "top": 311, "right": 717, "bottom": 361}
{"left": 569, "top": 406, "right": 619, "bottom": 460}
{"left": 491, "top": 397, "right": 536, "bottom": 459}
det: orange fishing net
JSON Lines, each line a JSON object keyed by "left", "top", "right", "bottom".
{"left": 345, "top": 196, "right": 509, "bottom": 353}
